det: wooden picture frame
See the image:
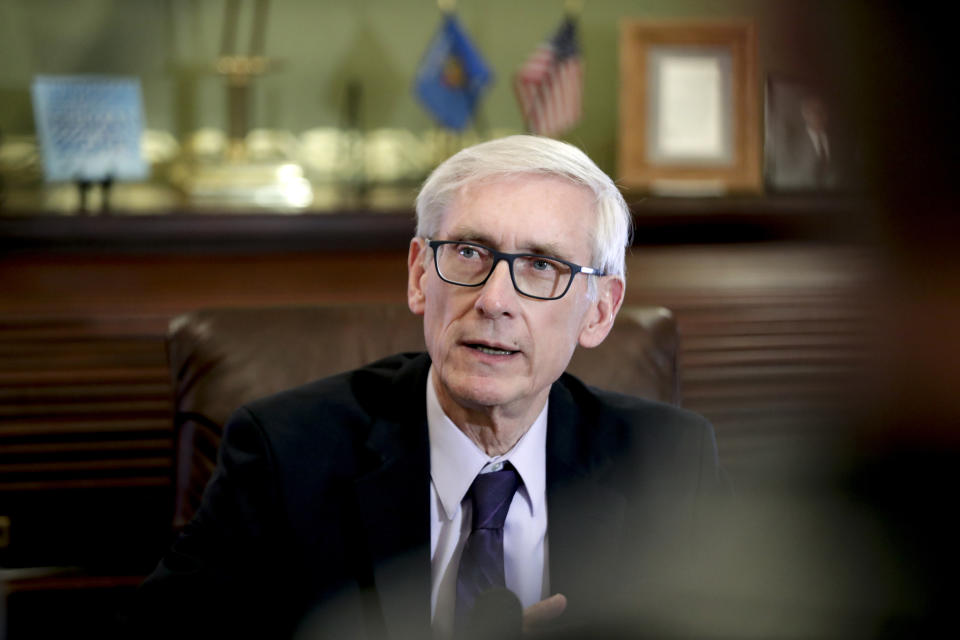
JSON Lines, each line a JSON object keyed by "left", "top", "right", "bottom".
{"left": 619, "top": 20, "right": 761, "bottom": 195}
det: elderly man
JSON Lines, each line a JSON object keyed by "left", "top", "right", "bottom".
{"left": 132, "top": 136, "right": 721, "bottom": 639}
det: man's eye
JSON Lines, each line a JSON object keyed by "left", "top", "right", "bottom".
{"left": 532, "top": 259, "right": 556, "bottom": 272}
{"left": 457, "top": 246, "right": 478, "bottom": 259}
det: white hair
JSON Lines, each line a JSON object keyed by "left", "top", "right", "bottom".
{"left": 415, "top": 135, "right": 632, "bottom": 279}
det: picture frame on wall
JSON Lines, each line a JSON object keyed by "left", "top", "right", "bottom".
{"left": 764, "top": 75, "right": 859, "bottom": 192}
{"left": 618, "top": 20, "right": 761, "bottom": 195}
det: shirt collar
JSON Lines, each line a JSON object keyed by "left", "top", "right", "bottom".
{"left": 427, "top": 366, "right": 548, "bottom": 521}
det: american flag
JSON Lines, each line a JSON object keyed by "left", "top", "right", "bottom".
{"left": 513, "top": 17, "right": 583, "bottom": 137}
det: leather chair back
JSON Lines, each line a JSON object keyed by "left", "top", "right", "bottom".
{"left": 165, "top": 303, "right": 680, "bottom": 528}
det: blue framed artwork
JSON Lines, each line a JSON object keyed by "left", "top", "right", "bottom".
{"left": 31, "top": 75, "right": 147, "bottom": 183}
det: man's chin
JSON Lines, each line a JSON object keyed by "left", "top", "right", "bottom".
{"left": 440, "top": 372, "right": 525, "bottom": 412}
{"left": 452, "top": 383, "right": 518, "bottom": 410}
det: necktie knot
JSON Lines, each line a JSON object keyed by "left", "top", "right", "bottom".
{"left": 468, "top": 465, "right": 520, "bottom": 531}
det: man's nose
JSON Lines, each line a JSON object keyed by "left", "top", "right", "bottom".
{"left": 474, "top": 260, "right": 517, "bottom": 317}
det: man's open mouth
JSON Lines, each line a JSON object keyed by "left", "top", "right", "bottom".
{"left": 467, "top": 344, "right": 518, "bottom": 356}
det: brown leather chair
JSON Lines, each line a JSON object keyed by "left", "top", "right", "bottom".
{"left": 165, "top": 303, "right": 680, "bottom": 529}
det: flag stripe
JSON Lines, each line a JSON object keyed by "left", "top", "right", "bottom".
{"left": 513, "top": 17, "right": 583, "bottom": 137}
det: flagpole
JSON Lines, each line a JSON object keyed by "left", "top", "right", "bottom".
{"left": 565, "top": 0, "right": 583, "bottom": 18}
{"left": 249, "top": 0, "right": 270, "bottom": 58}
{"left": 221, "top": 0, "right": 240, "bottom": 56}
{"left": 472, "top": 104, "right": 490, "bottom": 140}
{"left": 434, "top": 0, "right": 454, "bottom": 154}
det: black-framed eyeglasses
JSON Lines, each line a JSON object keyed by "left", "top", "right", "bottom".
{"left": 427, "top": 239, "right": 606, "bottom": 301}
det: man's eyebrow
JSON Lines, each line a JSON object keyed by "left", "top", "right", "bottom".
{"left": 524, "top": 241, "right": 568, "bottom": 259}
{"left": 446, "top": 230, "right": 496, "bottom": 246}
{"left": 511, "top": 239, "right": 571, "bottom": 261}
{"left": 445, "top": 230, "right": 570, "bottom": 260}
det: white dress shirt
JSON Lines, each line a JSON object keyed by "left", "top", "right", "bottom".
{"left": 426, "top": 366, "right": 549, "bottom": 638}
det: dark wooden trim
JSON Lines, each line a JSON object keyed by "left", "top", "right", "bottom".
{"left": 0, "top": 195, "right": 871, "bottom": 253}
{"left": 0, "top": 209, "right": 418, "bottom": 254}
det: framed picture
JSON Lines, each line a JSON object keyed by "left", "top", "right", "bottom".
{"left": 31, "top": 75, "right": 147, "bottom": 183}
{"left": 619, "top": 20, "right": 761, "bottom": 195}
{"left": 764, "top": 76, "right": 858, "bottom": 192}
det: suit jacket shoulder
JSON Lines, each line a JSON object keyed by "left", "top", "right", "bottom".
{"left": 549, "top": 372, "right": 720, "bottom": 492}
{"left": 131, "top": 352, "right": 433, "bottom": 639}
{"left": 242, "top": 351, "right": 430, "bottom": 436}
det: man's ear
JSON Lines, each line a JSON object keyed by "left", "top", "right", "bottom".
{"left": 578, "top": 276, "right": 625, "bottom": 349}
{"left": 407, "top": 237, "right": 428, "bottom": 315}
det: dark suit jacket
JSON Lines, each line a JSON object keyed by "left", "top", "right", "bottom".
{"left": 132, "top": 352, "right": 721, "bottom": 639}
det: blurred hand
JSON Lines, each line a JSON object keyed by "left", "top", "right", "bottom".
{"left": 522, "top": 593, "right": 567, "bottom": 636}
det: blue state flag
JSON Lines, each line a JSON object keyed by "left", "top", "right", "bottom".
{"left": 414, "top": 14, "right": 492, "bottom": 131}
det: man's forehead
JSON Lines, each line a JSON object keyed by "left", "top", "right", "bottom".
{"left": 437, "top": 175, "right": 594, "bottom": 253}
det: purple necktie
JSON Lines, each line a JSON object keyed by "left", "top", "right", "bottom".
{"left": 454, "top": 464, "right": 521, "bottom": 628}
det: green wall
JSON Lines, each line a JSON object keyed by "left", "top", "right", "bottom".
{"left": 0, "top": 0, "right": 862, "bottom": 174}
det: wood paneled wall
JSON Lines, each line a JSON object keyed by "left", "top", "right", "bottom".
{"left": 0, "top": 242, "right": 877, "bottom": 568}
{"left": 621, "top": 244, "right": 878, "bottom": 483}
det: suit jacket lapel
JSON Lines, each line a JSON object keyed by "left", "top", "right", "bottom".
{"left": 545, "top": 380, "right": 626, "bottom": 615}
{"left": 353, "top": 354, "right": 432, "bottom": 640}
